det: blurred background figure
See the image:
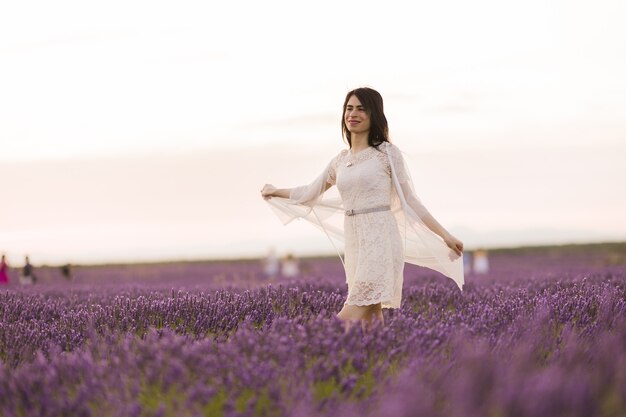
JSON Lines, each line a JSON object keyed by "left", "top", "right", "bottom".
{"left": 463, "top": 252, "right": 472, "bottom": 275}
{"left": 61, "top": 264, "right": 73, "bottom": 281}
{"left": 20, "top": 256, "right": 36, "bottom": 285}
{"left": 473, "top": 249, "right": 490, "bottom": 274}
{"left": 263, "top": 247, "right": 280, "bottom": 280}
{"left": 281, "top": 253, "right": 299, "bottom": 278}
{"left": 0, "top": 254, "right": 9, "bottom": 284}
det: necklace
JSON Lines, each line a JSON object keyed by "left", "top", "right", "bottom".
{"left": 346, "top": 147, "right": 369, "bottom": 167}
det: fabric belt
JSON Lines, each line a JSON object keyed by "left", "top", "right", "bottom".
{"left": 345, "top": 205, "right": 391, "bottom": 216}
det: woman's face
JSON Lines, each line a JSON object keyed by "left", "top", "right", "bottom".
{"left": 344, "top": 95, "right": 371, "bottom": 135}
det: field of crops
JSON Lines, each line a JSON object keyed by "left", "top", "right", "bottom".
{"left": 1, "top": 243, "right": 625, "bottom": 417}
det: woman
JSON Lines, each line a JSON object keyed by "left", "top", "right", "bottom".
{"left": 261, "top": 87, "right": 464, "bottom": 329}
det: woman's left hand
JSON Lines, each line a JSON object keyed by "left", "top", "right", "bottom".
{"left": 444, "top": 234, "right": 463, "bottom": 257}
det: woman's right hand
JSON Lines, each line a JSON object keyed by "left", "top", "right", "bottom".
{"left": 261, "top": 184, "right": 277, "bottom": 200}
{"left": 443, "top": 233, "right": 464, "bottom": 258}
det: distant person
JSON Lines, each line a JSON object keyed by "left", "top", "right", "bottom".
{"left": 299, "top": 260, "right": 313, "bottom": 277}
{"left": 61, "top": 264, "right": 73, "bottom": 281}
{"left": 473, "top": 249, "right": 490, "bottom": 274}
{"left": 262, "top": 87, "right": 464, "bottom": 331}
{"left": 281, "top": 253, "right": 300, "bottom": 278}
{"left": 0, "top": 254, "right": 9, "bottom": 284}
{"left": 263, "top": 247, "right": 280, "bottom": 280}
{"left": 20, "top": 256, "right": 36, "bottom": 285}
{"left": 463, "top": 251, "right": 472, "bottom": 275}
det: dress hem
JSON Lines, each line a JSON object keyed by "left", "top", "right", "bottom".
{"left": 345, "top": 300, "right": 400, "bottom": 309}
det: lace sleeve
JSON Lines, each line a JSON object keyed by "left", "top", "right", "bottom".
{"left": 326, "top": 153, "right": 338, "bottom": 186}
{"left": 387, "top": 143, "right": 431, "bottom": 218}
{"left": 289, "top": 150, "right": 343, "bottom": 204}
{"left": 386, "top": 142, "right": 409, "bottom": 183}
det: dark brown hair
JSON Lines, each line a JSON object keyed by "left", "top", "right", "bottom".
{"left": 341, "top": 87, "right": 390, "bottom": 148}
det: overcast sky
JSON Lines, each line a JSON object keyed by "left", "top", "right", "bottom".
{"left": 1, "top": 0, "right": 625, "bottom": 264}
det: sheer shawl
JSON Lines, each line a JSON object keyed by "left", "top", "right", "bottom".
{"left": 265, "top": 142, "right": 464, "bottom": 290}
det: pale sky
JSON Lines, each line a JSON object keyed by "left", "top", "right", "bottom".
{"left": 1, "top": 0, "right": 625, "bottom": 264}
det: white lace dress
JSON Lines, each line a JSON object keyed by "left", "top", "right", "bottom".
{"left": 326, "top": 146, "right": 405, "bottom": 308}
{"left": 266, "top": 142, "right": 464, "bottom": 309}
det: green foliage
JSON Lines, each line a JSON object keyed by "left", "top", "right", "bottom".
{"left": 351, "top": 367, "right": 376, "bottom": 399}
{"left": 202, "top": 390, "right": 227, "bottom": 417}
{"left": 235, "top": 389, "right": 255, "bottom": 412}
{"left": 254, "top": 389, "right": 275, "bottom": 417}
{"left": 312, "top": 377, "right": 341, "bottom": 403}
{"left": 138, "top": 382, "right": 185, "bottom": 417}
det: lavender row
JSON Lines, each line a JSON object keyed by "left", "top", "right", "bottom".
{"left": 0, "top": 281, "right": 345, "bottom": 367}
{"left": 0, "top": 269, "right": 624, "bottom": 416}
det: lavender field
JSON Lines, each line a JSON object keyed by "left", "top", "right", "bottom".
{"left": 1, "top": 243, "right": 625, "bottom": 417}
